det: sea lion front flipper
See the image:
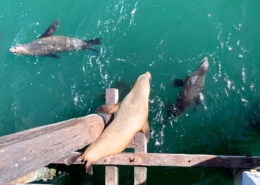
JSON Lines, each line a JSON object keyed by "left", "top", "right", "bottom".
{"left": 45, "top": 53, "right": 61, "bottom": 59}
{"left": 96, "top": 103, "right": 120, "bottom": 114}
{"left": 172, "top": 79, "right": 184, "bottom": 87}
{"left": 141, "top": 122, "right": 150, "bottom": 142}
{"left": 85, "top": 162, "right": 93, "bottom": 175}
{"left": 76, "top": 155, "right": 93, "bottom": 175}
{"left": 195, "top": 92, "right": 203, "bottom": 110}
{"left": 39, "top": 19, "right": 59, "bottom": 38}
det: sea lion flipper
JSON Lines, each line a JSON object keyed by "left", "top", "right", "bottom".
{"left": 141, "top": 122, "right": 150, "bottom": 142}
{"left": 38, "top": 19, "right": 59, "bottom": 38}
{"left": 172, "top": 79, "right": 184, "bottom": 87}
{"left": 85, "top": 163, "right": 93, "bottom": 175}
{"left": 82, "top": 38, "right": 101, "bottom": 51}
{"left": 84, "top": 38, "right": 101, "bottom": 45}
{"left": 45, "top": 53, "right": 61, "bottom": 59}
{"left": 195, "top": 93, "right": 203, "bottom": 109}
{"left": 87, "top": 48, "right": 98, "bottom": 52}
{"left": 96, "top": 103, "right": 120, "bottom": 114}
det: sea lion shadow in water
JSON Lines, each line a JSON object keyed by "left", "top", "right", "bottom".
{"left": 164, "top": 57, "right": 209, "bottom": 124}
{"left": 75, "top": 72, "right": 151, "bottom": 175}
{"left": 10, "top": 19, "right": 101, "bottom": 59}
{"left": 94, "top": 80, "right": 132, "bottom": 103}
{"left": 245, "top": 100, "right": 260, "bottom": 132}
{"left": 94, "top": 80, "right": 132, "bottom": 128}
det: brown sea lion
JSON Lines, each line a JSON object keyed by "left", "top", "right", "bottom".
{"left": 77, "top": 72, "right": 151, "bottom": 174}
{"left": 9, "top": 19, "right": 101, "bottom": 59}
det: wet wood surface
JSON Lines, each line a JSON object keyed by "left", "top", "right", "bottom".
{"left": 0, "top": 114, "right": 104, "bottom": 183}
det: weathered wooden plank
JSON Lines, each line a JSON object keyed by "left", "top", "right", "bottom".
{"left": 134, "top": 132, "right": 147, "bottom": 185}
{"left": 0, "top": 114, "right": 104, "bottom": 183}
{"left": 52, "top": 153, "right": 260, "bottom": 169}
{"left": 95, "top": 153, "right": 260, "bottom": 169}
{"left": 105, "top": 89, "right": 119, "bottom": 185}
{"left": 105, "top": 166, "right": 119, "bottom": 185}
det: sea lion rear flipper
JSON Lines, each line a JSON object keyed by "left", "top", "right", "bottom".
{"left": 195, "top": 93, "right": 203, "bottom": 109}
{"left": 45, "top": 54, "right": 61, "bottom": 59}
{"left": 84, "top": 38, "right": 101, "bottom": 45}
{"left": 39, "top": 19, "right": 59, "bottom": 38}
{"left": 87, "top": 48, "right": 98, "bottom": 52}
{"left": 96, "top": 103, "right": 120, "bottom": 114}
{"left": 141, "top": 122, "right": 150, "bottom": 143}
{"left": 82, "top": 38, "right": 101, "bottom": 51}
{"left": 172, "top": 79, "right": 184, "bottom": 87}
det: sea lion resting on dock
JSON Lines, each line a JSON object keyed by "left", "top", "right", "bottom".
{"left": 10, "top": 19, "right": 101, "bottom": 59}
{"left": 78, "top": 72, "right": 151, "bottom": 174}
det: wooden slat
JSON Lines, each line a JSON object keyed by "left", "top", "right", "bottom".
{"left": 54, "top": 153, "right": 260, "bottom": 169}
{"left": 105, "top": 166, "right": 119, "bottom": 185}
{"left": 95, "top": 153, "right": 260, "bottom": 169}
{"left": 0, "top": 114, "right": 104, "bottom": 183}
{"left": 134, "top": 132, "right": 147, "bottom": 185}
{"left": 105, "top": 89, "right": 119, "bottom": 185}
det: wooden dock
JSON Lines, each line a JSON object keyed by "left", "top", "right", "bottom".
{"left": 0, "top": 88, "right": 260, "bottom": 185}
{"left": 0, "top": 114, "right": 104, "bottom": 183}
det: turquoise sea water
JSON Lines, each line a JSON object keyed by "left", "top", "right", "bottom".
{"left": 1, "top": 0, "right": 260, "bottom": 184}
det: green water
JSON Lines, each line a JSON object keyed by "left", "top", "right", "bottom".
{"left": 1, "top": 0, "right": 260, "bottom": 184}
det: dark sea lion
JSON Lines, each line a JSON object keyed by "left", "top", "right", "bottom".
{"left": 77, "top": 72, "right": 151, "bottom": 174}
{"left": 166, "top": 57, "right": 209, "bottom": 120}
{"left": 10, "top": 19, "right": 101, "bottom": 59}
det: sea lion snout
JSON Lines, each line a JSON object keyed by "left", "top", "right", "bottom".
{"left": 145, "top": 72, "right": 151, "bottom": 81}
{"left": 198, "top": 57, "right": 209, "bottom": 74}
{"left": 10, "top": 45, "right": 24, "bottom": 54}
{"left": 10, "top": 44, "right": 31, "bottom": 55}
{"left": 9, "top": 46, "right": 16, "bottom": 53}
{"left": 137, "top": 72, "right": 151, "bottom": 87}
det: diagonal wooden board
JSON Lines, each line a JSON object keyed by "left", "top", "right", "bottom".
{"left": 0, "top": 114, "right": 104, "bottom": 183}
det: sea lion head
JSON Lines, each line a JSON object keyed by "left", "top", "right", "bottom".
{"left": 10, "top": 44, "right": 30, "bottom": 55}
{"left": 197, "top": 57, "right": 209, "bottom": 75}
{"left": 132, "top": 72, "right": 151, "bottom": 96}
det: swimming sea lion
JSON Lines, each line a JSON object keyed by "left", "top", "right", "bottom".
{"left": 166, "top": 57, "right": 209, "bottom": 119}
{"left": 77, "top": 72, "right": 151, "bottom": 174}
{"left": 10, "top": 19, "right": 101, "bottom": 59}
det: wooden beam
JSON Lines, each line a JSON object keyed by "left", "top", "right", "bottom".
{"left": 53, "top": 152, "right": 260, "bottom": 169}
{"left": 96, "top": 153, "right": 260, "bottom": 169}
{"left": 105, "top": 89, "right": 119, "bottom": 185}
{"left": 134, "top": 132, "right": 147, "bottom": 185}
{"left": 0, "top": 114, "right": 104, "bottom": 183}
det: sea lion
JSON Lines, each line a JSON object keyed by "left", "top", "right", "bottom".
{"left": 77, "top": 72, "right": 151, "bottom": 174}
{"left": 10, "top": 19, "right": 101, "bottom": 59}
{"left": 166, "top": 57, "right": 209, "bottom": 120}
